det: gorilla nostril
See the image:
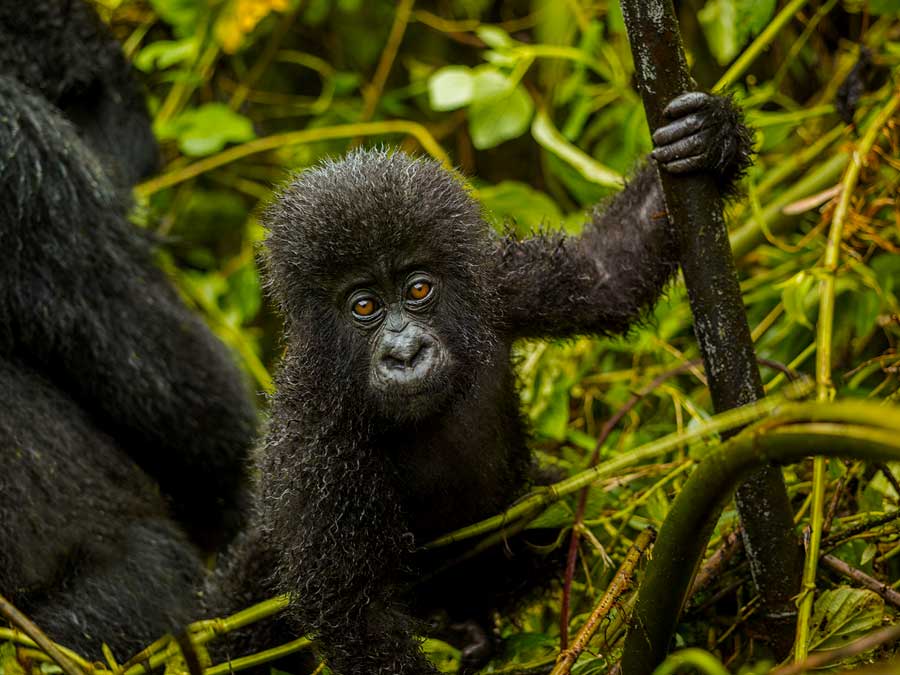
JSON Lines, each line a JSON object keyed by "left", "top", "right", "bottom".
{"left": 384, "top": 341, "right": 427, "bottom": 370}
{"left": 375, "top": 332, "right": 438, "bottom": 386}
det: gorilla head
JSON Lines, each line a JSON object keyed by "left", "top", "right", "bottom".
{"left": 264, "top": 149, "right": 503, "bottom": 421}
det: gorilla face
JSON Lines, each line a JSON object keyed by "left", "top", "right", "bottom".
{"left": 339, "top": 264, "right": 457, "bottom": 420}
{"left": 346, "top": 270, "right": 444, "bottom": 386}
{"left": 264, "top": 148, "right": 504, "bottom": 422}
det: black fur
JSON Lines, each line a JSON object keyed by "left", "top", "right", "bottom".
{"left": 0, "top": 1, "right": 257, "bottom": 657}
{"left": 211, "top": 92, "right": 752, "bottom": 675}
{"left": 0, "top": 0, "right": 158, "bottom": 186}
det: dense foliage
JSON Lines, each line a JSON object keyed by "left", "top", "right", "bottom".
{"left": 4, "top": 0, "right": 900, "bottom": 673}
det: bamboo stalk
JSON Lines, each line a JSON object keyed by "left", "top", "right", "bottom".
{"left": 618, "top": 0, "right": 802, "bottom": 655}
{"left": 550, "top": 529, "right": 655, "bottom": 675}
{"left": 793, "top": 87, "right": 900, "bottom": 662}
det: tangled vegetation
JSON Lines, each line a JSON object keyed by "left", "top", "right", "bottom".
{"left": 3, "top": 0, "right": 900, "bottom": 673}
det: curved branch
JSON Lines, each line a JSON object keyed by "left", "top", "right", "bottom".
{"left": 620, "top": 414, "right": 900, "bottom": 675}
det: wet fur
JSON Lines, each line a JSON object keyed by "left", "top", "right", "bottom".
{"left": 211, "top": 98, "right": 751, "bottom": 675}
{"left": 0, "top": 1, "right": 256, "bottom": 658}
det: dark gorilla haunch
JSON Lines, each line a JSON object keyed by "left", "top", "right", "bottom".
{"left": 0, "top": 0, "right": 257, "bottom": 658}
{"left": 210, "top": 92, "right": 752, "bottom": 675}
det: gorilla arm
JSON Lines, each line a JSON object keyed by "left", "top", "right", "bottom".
{"left": 0, "top": 76, "right": 255, "bottom": 547}
{"left": 495, "top": 92, "right": 753, "bottom": 340}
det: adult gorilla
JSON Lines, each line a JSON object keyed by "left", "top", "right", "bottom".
{"left": 0, "top": 0, "right": 256, "bottom": 657}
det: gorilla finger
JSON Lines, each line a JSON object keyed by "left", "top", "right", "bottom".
{"left": 661, "top": 154, "right": 708, "bottom": 174}
{"left": 652, "top": 113, "right": 705, "bottom": 146}
{"left": 663, "top": 92, "right": 711, "bottom": 118}
{"left": 651, "top": 133, "right": 707, "bottom": 164}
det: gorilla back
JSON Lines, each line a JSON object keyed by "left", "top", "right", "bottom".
{"left": 0, "top": 0, "right": 257, "bottom": 658}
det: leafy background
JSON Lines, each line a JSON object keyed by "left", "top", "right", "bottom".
{"left": 78, "top": 0, "right": 900, "bottom": 671}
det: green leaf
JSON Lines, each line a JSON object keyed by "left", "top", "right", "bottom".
{"left": 468, "top": 71, "right": 534, "bottom": 149}
{"left": 476, "top": 25, "right": 515, "bottom": 48}
{"left": 872, "top": 253, "right": 900, "bottom": 297}
{"left": 478, "top": 181, "right": 561, "bottom": 234}
{"left": 226, "top": 262, "right": 262, "bottom": 322}
{"left": 0, "top": 643, "right": 26, "bottom": 675}
{"left": 645, "top": 489, "right": 670, "bottom": 524}
{"left": 149, "top": 0, "right": 202, "bottom": 37}
{"left": 807, "top": 587, "right": 884, "bottom": 652}
{"left": 527, "top": 501, "right": 574, "bottom": 529}
{"left": 421, "top": 639, "right": 460, "bottom": 673}
{"left": 780, "top": 271, "right": 816, "bottom": 329}
{"left": 573, "top": 658, "right": 613, "bottom": 675}
{"left": 470, "top": 67, "right": 513, "bottom": 102}
{"left": 427, "top": 66, "right": 474, "bottom": 111}
{"left": 860, "top": 543, "right": 878, "bottom": 567}
{"left": 698, "top": 0, "right": 777, "bottom": 65}
{"left": 134, "top": 38, "right": 196, "bottom": 72}
{"left": 698, "top": 0, "right": 739, "bottom": 64}
{"left": 869, "top": 0, "right": 900, "bottom": 14}
{"left": 852, "top": 289, "right": 882, "bottom": 339}
{"left": 157, "top": 103, "right": 256, "bottom": 157}
{"left": 533, "top": 384, "right": 570, "bottom": 440}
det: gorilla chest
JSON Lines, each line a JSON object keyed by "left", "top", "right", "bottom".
{"left": 387, "top": 408, "right": 529, "bottom": 541}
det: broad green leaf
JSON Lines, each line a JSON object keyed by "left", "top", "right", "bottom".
{"left": 427, "top": 66, "right": 474, "bottom": 111}
{"left": 872, "top": 253, "right": 900, "bottom": 297}
{"left": 476, "top": 25, "right": 515, "bottom": 48}
{"left": 421, "top": 639, "right": 460, "bottom": 674}
{"left": 227, "top": 262, "right": 263, "bottom": 322}
{"left": 527, "top": 501, "right": 574, "bottom": 529}
{"left": 134, "top": 39, "right": 196, "bottom": 72}
{"left": 645, "top": 488, "right": 670, "bottom": 524}
{"left": 533, "top": 383, "right": 570, "bottom": 439}
{"left": 469, "top": 79, "right": 534, "bottom": 149}
{"left": 0, "top": 643, "right": 25, "bottom": 675}
{"left": 807, "top": 587, "right": 884, "bottom": 652}
{"left": 699, "top": 0, "right": 777, "bottom": 65}
{"left": 699, "top": 0, "right": 739, "bottom": 65}
{"left": 157, "top": 103, "right": 256, "bottom": 157}
{"left": 852, "top": 289, "right": 882, "bottom": 338}
{"left": 869, "top": 0, "right": 900, "bottom": 14}
{"left": 860, "top": 543, "right": 878, "bottom": 567}
{"left": 780, "top": 271, "right": 816, "bottom": 329}
{"left": 470, "top": 67, "right": 513, "bottom": 102}
{"left": 149, "top": 0, "right": 201, "bottom": 36}
{"left": 478, "top": 181, "right": 561, "bottom": 234}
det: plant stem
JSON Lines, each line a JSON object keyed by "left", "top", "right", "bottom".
{"left": 134, "top": 120, "right": 451, "bottom": 197}
{"left": 619, "top": 417, "right": 900, "bottom": 675}
{"left": 619, "top": 0, "right": 802, "bottom": 655}
{"left": 793, "top": 86, "right": 900, "bottom": 663}
{"left": 713, "top": 0, "right": 810, "bottom": 91}
{"left": 551, "top": 528, "right": 655, "bottom": 675}
{"left": 0, "top": 593, "right": 85, "bottom": 675}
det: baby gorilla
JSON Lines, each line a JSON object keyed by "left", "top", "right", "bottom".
{"left": 211, "top": 92, "right": 752, "bottom": 674}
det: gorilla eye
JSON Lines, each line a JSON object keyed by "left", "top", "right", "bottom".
{"left": 407, "top": 280, "right": 431, "bottom": 301}
{"left": 351, "top": 296, "right": 381, "bottom": 319}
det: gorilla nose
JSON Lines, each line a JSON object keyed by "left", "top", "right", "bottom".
{"left": 376, "top": 331, "right": 437, "bottom": 387}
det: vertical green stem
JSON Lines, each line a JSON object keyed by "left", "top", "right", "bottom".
{"left": 713, "top": 0, "right": 809, "bottom": 92}
{"left": 793, "top": 89, "right": 900, "bottom": 661}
